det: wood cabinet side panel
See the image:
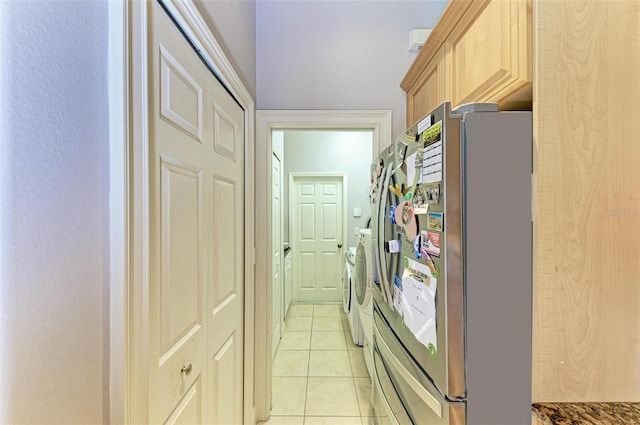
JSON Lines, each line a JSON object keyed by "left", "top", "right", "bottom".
{"left": 533, "top": 0, "right": 640, "bottom": 402}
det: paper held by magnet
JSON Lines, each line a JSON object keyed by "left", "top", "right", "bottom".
{"left": 417, "top": 114, "right": 433, "bottom": 135}
{"left": 413, "top": 186, "right": 429, "bottom": 214}
{"left": 421, "top": 230, "right": 441, "bottom": 257}
{"left": 406, "top": 152, "right": 418, "bottom": 186}
{"left": 421, "top": 140, "right": 442, "bottom": 184}
{"left": 401, "top": 257, "right": 438, "bottom": 355}
{"left": 393, "top": 275, "right": 403, "bottom": 315}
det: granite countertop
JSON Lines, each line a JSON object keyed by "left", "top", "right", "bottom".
{"left": 532, "top": 403, "right": 640, "bottom": 425}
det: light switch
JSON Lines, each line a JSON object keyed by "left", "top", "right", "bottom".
{"left": 354, "top": 227, "right": 360, "bottom": 236}
{"left": 353, "top": 207, "right": 362, "bottom": 217}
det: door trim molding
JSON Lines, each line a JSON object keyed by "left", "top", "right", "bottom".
{"left": 120, "top": 1, "right": 256, "bottom": 423}
{"left": 254, "top": 109, "right": 392, "bottom": 420}
{"left": 289, "top": 172, "right": 348, "bottom": 303}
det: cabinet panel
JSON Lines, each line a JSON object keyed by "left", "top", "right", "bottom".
{"left": 449, "top": 0, "right": 531, "bottom": 109}
{"left": 406, "top": 46, "right": 448, "bottom": 126}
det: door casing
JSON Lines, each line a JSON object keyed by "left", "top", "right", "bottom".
{"left": 254, "top": 110, "right": 391, "bottom": 421}
{"left": 111, "top": 1, "right": 256, "bottom": 423}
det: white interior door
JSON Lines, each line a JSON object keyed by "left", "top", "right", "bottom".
{"left": 149, "top": 3, "right": 244, "bottom": 423}
{"left": 291, "top": 175, "right": 344, "bottom": 303}
{"left": 206, "top": 67, "right": 245, "bottom": 425}
{"left": 272, "top": 152, "right": 283, "bottom": 357}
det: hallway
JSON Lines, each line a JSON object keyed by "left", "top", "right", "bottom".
{"left": 264, "top": 304, "right": 373, "bottom": 425}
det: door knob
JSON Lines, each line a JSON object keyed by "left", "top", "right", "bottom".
{"left": 338, "top": 243, "right": 343, "bottom": 248}
{"left": 180, "top": 364, "right": 192, "bottom": 376}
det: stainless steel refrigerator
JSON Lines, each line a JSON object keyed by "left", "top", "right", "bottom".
{"left": 370, "top": 102, "right": 532, "bottom": 425}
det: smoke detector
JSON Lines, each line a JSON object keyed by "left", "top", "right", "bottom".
{"left": 409, "top": 28, "right": 432, "bottom": 53}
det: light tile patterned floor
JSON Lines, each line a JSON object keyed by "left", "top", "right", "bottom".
{"left": 263, "top": 303, "right": 373, "bottom": 425}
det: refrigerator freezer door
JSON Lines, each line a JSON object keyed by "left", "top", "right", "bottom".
{"left": 373, "top": 307, "right": 466, "bottom": 425}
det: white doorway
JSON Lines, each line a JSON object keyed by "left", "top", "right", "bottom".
{"left": 254, "top": 110, "right": 391, "bottom": 421}
{"left": 290, "top": 173, "right": 346, "bottom": 303}
{"left": 272, "top": 150, "right": 284, "bottom": 357}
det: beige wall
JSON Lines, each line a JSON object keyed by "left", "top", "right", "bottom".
{"left": 195, "top": 0, "right": 257, "bottom": 99}
{"left": 283, "top": 130, "right": 373, "bottom": 248}
{"left": 256, "top": 0, "right": 449, "bottom": 137}
{"left": 0, "top": 1, "right": 109, "bottom": 422}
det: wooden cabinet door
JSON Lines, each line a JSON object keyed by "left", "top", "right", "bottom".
{"left": 449, "top": 0, "right": 532, "bottom": 110}
{"left": 406, "top": 45, "right": 449, "bottom": 127}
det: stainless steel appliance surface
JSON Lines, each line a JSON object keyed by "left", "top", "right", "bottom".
{"left": 370, "top": 102, "right": 532, "bottom": 425}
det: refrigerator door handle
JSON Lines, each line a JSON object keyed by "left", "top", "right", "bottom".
{"left": 374, "top": 164, "right": 389, "bottom": 303}
{"left": 375, "top": 322, "right": 443, "bottom": 418}
{"left": 378, "top": 162, "right": 395, "bottom": 309}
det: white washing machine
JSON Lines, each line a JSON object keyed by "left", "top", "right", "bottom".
{"left": 343, "top": 247, "right": 363, "bottom": 346}
{"left": 355, "top": 229, "right": 374, "bottom": 376}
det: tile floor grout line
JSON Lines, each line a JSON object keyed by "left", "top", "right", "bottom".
{"left": 301, "top": 305, "right": 314, "bottom": 424}
{"left": 271, "top": 303, "right": 370, "bottom": 424}
{"left": 344, "top": 310, "right": 366, "bottom": 422}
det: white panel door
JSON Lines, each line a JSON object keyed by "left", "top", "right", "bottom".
{"left": 149, "top": 3, "right": 244, "bottom": 423}
{"left": 291, "top": 175, "right": 344, "bottom": 302}
{"left": 207, "top": 74, "right": 244, "bottom": 425}
{"left": 272, "top": 153, "right": 282, "bottom": 357}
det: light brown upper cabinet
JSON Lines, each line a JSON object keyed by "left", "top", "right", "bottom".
{"left": 449, "top": 0, "right": 531, "bottom": 110}
{"left": 401, "top": 0, "right": 532, "bottom": 126}
{"left": 406, "top": 45, "right": 448, "bottom": 128}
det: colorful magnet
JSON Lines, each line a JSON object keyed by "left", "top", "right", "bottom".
{"left": 422, "top": 251, "right": 440, "bottom": 278}
{"left": 389, "top": 183, "right": 405, "bottom": 198}
{"left": 427, "top": 343, "right": 437, "bottom": 360}
{"left": 389, "top": 205, "right": 396, "bottom": 224}
{"left": 413, "top": 185, "right": 429, "bottom": 214}
{"left": 385, "top": 240, "right": 401, "bottom": 254}
{"left": 395, "top": 201, "right": 418, "bottom": 241}
{"left": 413, "top": 235, "right": 421, "bottom": 259}
{"left": 424, "top": 231, "right": 441, "bottom": 257}
{"left": 426, "top": 211, "right": 444, "bottom": 231}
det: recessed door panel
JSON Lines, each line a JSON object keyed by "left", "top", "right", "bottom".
{"left": 322, "top": 183, "right": 337, "bottom": 196}
{"left": 322, "top": 203, "right": 338, "bottom": 241}
{"left": 160, "top": 46, "right": 203, "bottom": 142}
{"left": 300, "top": 204, "right": 316, "bottom": 240}
{"left": 213, "top": 105, "right": 237, "bottom": 162}
{"left": 211, "top": 176, "right": 236, "bottom": 314}
{"left": 210, "top": 333, "right": 240, "bottom": 425}
{"left": 163, "top": 379, "right": 203, "bottom": 425}
{"left": 300, "top": 252, "right": 316, "bottom": 290}
{"left": 321, "top": 251, "right": 339, "bottom": 290}
{"left": 300, "top": 183, "right": 315, "bottom": 197}
{"left": 160, "top": 158, "right": 203, "bottom": 352}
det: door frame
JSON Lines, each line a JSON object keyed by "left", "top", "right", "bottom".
{"left": 255, "top": 109, "right": 392, "bottom": 420}
{"left": 289, "top": 172, "right": 348, "bottom": 303}
{"left": 112, "top": 1, "right": 256, "bottom": 423}
{"left": 271, "top": 149, "right": 285, "bottom": 357}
